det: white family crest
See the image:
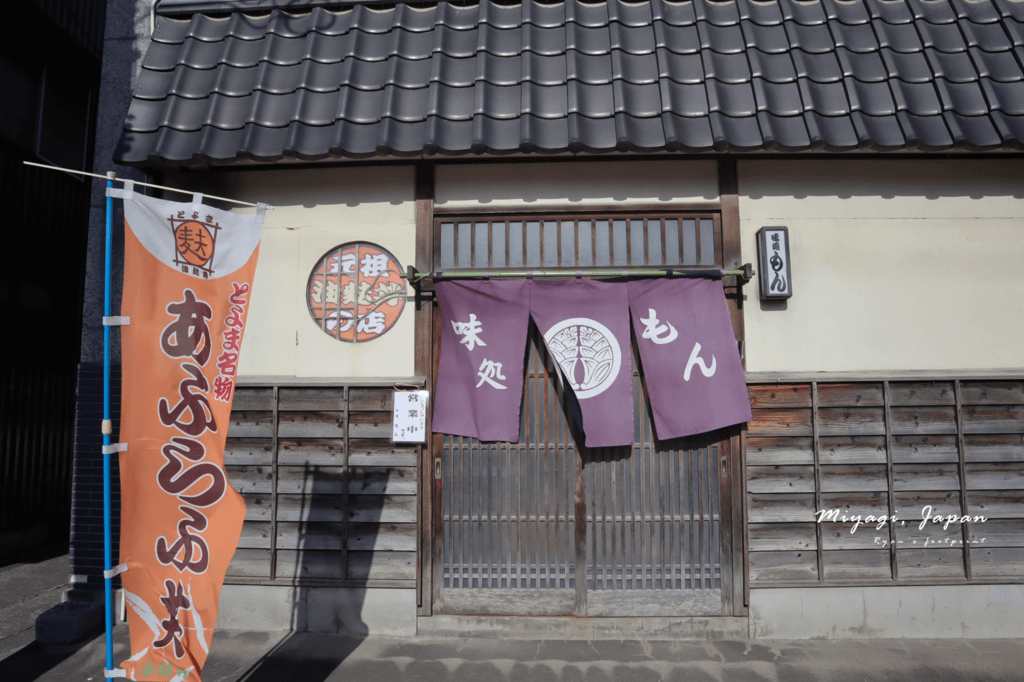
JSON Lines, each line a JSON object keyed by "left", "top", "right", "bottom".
{"left": 543, "top": 317, "right": 621, "bottom": 399}
{"left": 639, "top": 308, "right": 678, "bottom": 345}
{"left": 452, "top": 313, "right": 486, "bottom": 351}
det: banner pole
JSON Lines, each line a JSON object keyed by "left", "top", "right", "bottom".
{"left": 103, "top": 171, "right": 115, "bottom": 673}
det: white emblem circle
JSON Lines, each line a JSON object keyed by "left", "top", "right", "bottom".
{"left": 543, "top": 317, "right": 622, "bottom": 399}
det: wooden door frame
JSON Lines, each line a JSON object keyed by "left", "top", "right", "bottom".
{"left": 415, "top": 159, "right": 749, "bottom": 618}
{"left": 718, "top": 158, "right": 749, "bottom": 616}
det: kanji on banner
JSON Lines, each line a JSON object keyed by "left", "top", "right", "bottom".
{"left": 530, "top": 280, "right": 634, "bottom": 448}
{"left": 116, "top": 190, "right": 265, "bottom": 682}
{"left": 628, "top": 278, "right": 752, "bottom": 440}
{"left": 432, "top": 280, "right": 530, "bottom": 442}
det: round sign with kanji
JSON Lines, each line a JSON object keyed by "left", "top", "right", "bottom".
{"left": 306, "top": 242, "right": 407, "bottom": 343}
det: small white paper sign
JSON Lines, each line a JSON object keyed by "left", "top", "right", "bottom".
{"left": 392, "top": 390, "right": 429, "bottom": 443}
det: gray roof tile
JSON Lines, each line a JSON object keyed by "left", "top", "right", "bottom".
{"left": 823, "top": 0, "right": 872, "bottom": 25}
{"left": 743, "top": 21, "right": 791, "bottom": 54}
{"left": 737, "top": 0, "right": 784, "bottom": 26}
{"left": 830, "top": 20, "right": 879, "bottom": 54}
{"left": 925, "top": 48, "right": 979, "bottom": 83}
{"left": 118, "top": 0, "right": 1024, "bottom": 167}
{"left": 836, "top": 48, "right": 888, "bottom": 82}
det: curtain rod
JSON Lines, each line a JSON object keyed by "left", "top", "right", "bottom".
{"left": 22, "top": 160, "right": 273, "bottom": 209}
{"left": 403, "top": 265, "right": 754, "bottom": 285}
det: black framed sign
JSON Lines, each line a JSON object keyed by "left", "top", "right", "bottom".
{"left": 756, "top": 226, "right": 792, "bottom": 300}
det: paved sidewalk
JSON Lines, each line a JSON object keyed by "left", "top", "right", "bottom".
{"left": 0, "top": 549, "right": 68, "bottom": 662}
{"left": 1, "top": 624, "right": 1021, "bottom": 682}
{"left": 1, "top": 551, "right": 1020, "bottom": 682}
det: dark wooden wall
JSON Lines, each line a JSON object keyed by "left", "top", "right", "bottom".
{"left": 745, "top": 378, "right": 1024, "bottom": 585}
{"left": 224, "top": 385, "right": 417, "bottom": 587}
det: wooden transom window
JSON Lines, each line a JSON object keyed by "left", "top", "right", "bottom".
{"left": 436, "top": 214, "right": 722, "bottom": 270}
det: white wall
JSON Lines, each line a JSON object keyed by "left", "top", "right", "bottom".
{"left": 739, "top": 159, "right": 1024, "bottom": 373}
{"left": 436, "top": 160, "right": 719, "bottom": 207}
{"left": 169, "top": 166, "right": 418, "bottom": 380}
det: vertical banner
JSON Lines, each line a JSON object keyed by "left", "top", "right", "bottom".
{"left": 530, "top": 280, "right": 634, "bottom": 448}
{"left": 628, "top": 278, "right": 752, "bottom": 440}
{"left": 433, "top": 281, "right": 530, "bottom": 442}
{"left": 117, "top": 191, "right": 264, "bottom": 682}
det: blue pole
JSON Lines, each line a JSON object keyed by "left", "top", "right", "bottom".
{"left": 103, "top": 173, "right": 115, "bottom": 672}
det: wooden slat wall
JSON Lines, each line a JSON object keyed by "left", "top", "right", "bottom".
{"left": 747, "top": 380, "right": 1024, "bottom": 585}
{"left": 224, "top": 385, "right": 417, "bottom": 586}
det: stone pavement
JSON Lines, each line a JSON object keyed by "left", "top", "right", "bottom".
{"left": 1, "top": 625, "right": 1021, "bottom": 682}
{"left": 1, "top": 551, "right": 1021, "bottom": 682}
{"left": 0, "top": 548, "right": 69, "bottom": 661}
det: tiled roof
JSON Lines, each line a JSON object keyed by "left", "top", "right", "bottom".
{"left": 116, "top": 0, "right": 1024, "bottom": 168}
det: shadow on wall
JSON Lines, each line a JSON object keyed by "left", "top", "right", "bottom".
{"left": 740, "top": 159, "right": 1024, "bottom": 201}
{"left": 228, "top": 454, "right": 385, "bottom": 682}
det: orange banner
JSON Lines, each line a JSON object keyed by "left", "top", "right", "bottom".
{"left": 116, "top": 190, "right": 265, "bottom": 682}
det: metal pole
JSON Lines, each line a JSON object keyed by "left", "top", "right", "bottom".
{"left": 403, "top": 267, "right": 751, "bottom": 281}
{"left": 103, "top": 171, "right": 115, "bottom": 672}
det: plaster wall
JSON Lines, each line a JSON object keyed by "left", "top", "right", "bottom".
{"left": 436, "top": 160, "right": 720, "bottom": 207}
{"left": 739, "top": 159, "right": 1024, "bottom": 373}
{"left": 750, "top": 585, "right": 1024, "bottom": 639}
{"left": 168, "top": 166, "right": 418, "bottom": 380}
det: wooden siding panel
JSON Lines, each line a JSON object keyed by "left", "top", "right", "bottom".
{"left": 745, "top": 437, "right": 813, "bottom": 465}
{"left": 818, "top": 492, "right": 889, "bottom": 517}
{"left": 348, "top": 388, "right": 395, "bottom": 411}
{"left": 226, "top": 465, "right": 274, "bottom": 494}
{"left": 960, "top": 382, "right": 1024, "bottom": 405}
{"left": 238, "top": 521, "right": 272, "bottom": 549}
{"left": 748, "top": 409, "right": 813, "bottom": 436}
{"left": 348, "top": 551, "right": 417, "bottom": 580}
{"left": 965, "top": 463, "right": 1024, "bottom": 490}
{"left": 962, "top": 406, "right": 1024, "bottom": 434}
{"left": 967, "top": 491, "right": 1024, "bottom": 519}
{"left": 278, "top": 412, "right": 346, "bottom": 438}
{"left": 746, "top": 466, "right": 815, "bottom": 493}
{"left": 963, "top": 434, "right": 1024, "bottom": 462}
{"left": 749, "top": 551, "right": 817, "bottom": 581}
{"left": 819, "top": 465, "right": 889, "bottom": 493}
{"left": 747, "top": 523, "right": 816, "bottom": 551}
{"left": 816, "top": 383, "right": 884, "bottom": 407}
{"left": 891, "top": 435, "right": 959, "bottom": 463}
{"left": 242, "top": 493, "right": 272, "bottom": 521}
{"left": 889, "top": 406, "right": 957, "bottom": 435}
{"left": 226, "top": 411, "right": 274, "bottom": 438}
{"left": 348, "top": 412, "right": 394, "bottom": 438}
{"left": 817, "top": 408, "right": 885, "bottom": 436}
{"left": 224, "top": 439, "right": 274, "bottom": 466}
{"left": 822, "top": 550, "right": 891, "bottom": 579}
{"left": 231, "top": 388, "right": 274, "bottom": 410}
{"left": 892, "top": 464, "right": 961, "bottom": 491}
{"left": 894, "top": 491, "right": 963, "bottom": 518}
{"left": 226, "top": 549, "right": 271, "bottom": 577}
{"left": 968, "top": 520, "right": 1024, "bottom": 548}
{"left": 888, "top": 382, "right": 955, "bottom": 406}
{"left": 747, "top": 385, "right": 811, "bottom": 408}
{"left": 820, "top": 523, "right": 889, "bottom": 550}
{"left": 745, "top": 379, "right": 1024, "bottom": 587}
{"left": 969, "top": 548, "right": 1024, "bottom": 576}
{"left": 896, "top": 549, "right": 966, "bottom": 578}
{"left": 276, "top": 466, "right": 347, "bottom": 494}
{"left": 277, "top": 439, "right": 345, "bottom": 466}
{"left": 278, "top": 388, "right": 346, "bottom": 411}
{"left": 818, "top": 436, "right": 887, "bottom": 465}
{"left": 747, "top": 493, "right": 816, "bottom": 522}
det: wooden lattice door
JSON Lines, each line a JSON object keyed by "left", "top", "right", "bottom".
{"left": 429, "top": 213, "right": 735, "bottom": 617}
